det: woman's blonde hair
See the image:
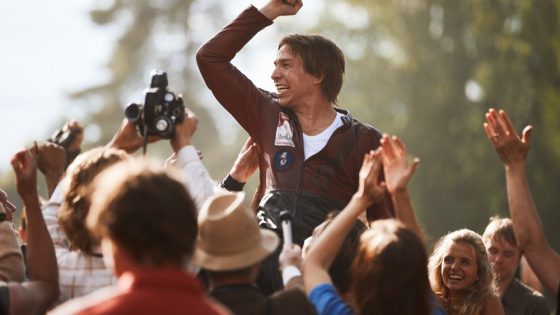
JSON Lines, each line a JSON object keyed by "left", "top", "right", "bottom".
{"left": 428, "top": 229, "right": 495, "bottom": 315}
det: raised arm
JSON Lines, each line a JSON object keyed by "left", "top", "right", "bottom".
{"left": 484, "top": 108, "right": 560, "bottom": 295}
{"left": 9, "top": 148, "right": 59, "bottom": 315}
{"left": 303, "top": 151, "right": 384, "bottom": 294}
{"left": 259, "top": 0, "right": 303, "bottom": 20}
{"left": 33, "top": 141, "right": 66, "bottom": 198}
{"left": 219, "top": 137, "right": 259, "bottom": 192}
{"left": 166, "top": 109, "right": 215, "bottom": 211}
{"left": 0, "top": 190, "right": 24, "bottom": 282}
{"left": 378, "top": 135, "right": 423, "bottom": 240}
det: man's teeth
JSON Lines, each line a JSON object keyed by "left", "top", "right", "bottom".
{"left": 277, "top": 85, "right": 289, "bottom": 91}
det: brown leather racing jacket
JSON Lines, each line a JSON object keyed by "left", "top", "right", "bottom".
{"left": 197, "top": 5, "right": 394, "bottom": 245}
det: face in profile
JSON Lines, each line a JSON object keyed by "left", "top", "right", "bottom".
{"left": 271, "top": 45, "right": 321, "bottom": 109}
{"left": 0, "top": 189, "right": 16, "bottom": 222}
{"left": 441, "top": 241, "right": 478, "bottom": 293}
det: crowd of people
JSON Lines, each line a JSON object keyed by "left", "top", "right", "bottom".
{"left": 1, "top": 0, "right": 559, "bottom": 314}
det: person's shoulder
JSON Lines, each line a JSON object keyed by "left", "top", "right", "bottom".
{"left": 513, "top": 280, "right": 550, "bottom": 311}
{"left": 481, "top": 293, "right": 504, "bottom": 315}
{"left": 49, "top": 286, "right": 120, "bottom": 315}
{"left": 269, "top": 288, "right": 316, "bottom": 313}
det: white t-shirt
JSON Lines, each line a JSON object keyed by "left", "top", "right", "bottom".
{"left": 303, "top": 112, "right": 344, "bottom": 160}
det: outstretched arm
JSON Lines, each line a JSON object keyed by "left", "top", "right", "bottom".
{"left": 10, "top": 148, "right": 59, "bottom": 315}
{"left": 484, "top": 108, "right": 560, "bottom": 295}
{"left": 379, "top": 135, "right": 423, "bottom": 240}
{"left": 303, "top": 151, "right": 384, "bottom": 294}
{"left": 166, "top": 109, "right": 215, "bottom": 211}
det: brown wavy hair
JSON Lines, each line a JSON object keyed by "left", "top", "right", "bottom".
{"left": 350, "top": 219, "right": 430, "bottom": 315}
{"left": 58, "top": 147, "right": 129, "bottom": 255}
{"left": 428, "top": 229, "right": 495, "bottom": 315}
{"left": 87, "top": 160, "right": 198, "bottom": 266}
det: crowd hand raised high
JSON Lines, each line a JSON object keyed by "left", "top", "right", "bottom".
{"left": 259, "top": 0, "right": 303, "bottom": 21}
{"left": 229, "top": 137, "right": 259, "bottom": 183}
{"left": 31, "top": 141, "right": 66, "bottom": 197}
{"left": 11, "top": 148, "right": 38, "bottom": 201}
{"left": 170, "top": 108, "right": 198, "bottom": 153}
{"left": 379, "top": 135, "right": 420, "bottom": 194}
{"left": 107, "top": 117, "right": 160, "bottom": 153}
{"left": 64, "top": 120, "right": 84, "bottom": 153}
{"left": 356, "top": 150, "right": 385, "bottom": 206}
{"left": 484, "top": 108, "right": 532, "bottom": 168}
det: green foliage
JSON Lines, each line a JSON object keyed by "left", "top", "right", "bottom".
{"left": 323, "top": 0, "right": 560, "bottom": 250}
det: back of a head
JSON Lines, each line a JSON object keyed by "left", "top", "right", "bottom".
{"left": 351, "top": 219, "right": 430, "bottom": 315}
{"left": 322, "top": 211, "right": 367, "bottom": 294}
{"left": 86, "top": 159, "right": 198, "bottom": 267}
{"left": 278, "top": 34, "right": 345, "bottom": 105}
{"left": 58, "top": 147, "right": 129, "bottom": 254}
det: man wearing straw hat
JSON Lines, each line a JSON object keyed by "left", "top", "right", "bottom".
{"left": 194, "top": 191, "right": 317, "bottom": 315}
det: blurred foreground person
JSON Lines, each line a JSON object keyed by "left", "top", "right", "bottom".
{"left": 303, "top": 149, "right": 436, "bottom": 315}
{"left": 429, "top": 229, "right": 504, "bottom": 315}
{"left": 484, "top": 108, "right": 560, "bottom": 314}
{"left": 1, "top": 149, "right": 59, "bottom": 315}
{"left": 43, "top": 147, "right": 127, "bottom": 304}
{"left": 193, "top": 191, "right": 316, "bottom": 315}
{"left": 482, "top": 217, "right": 549, "bottom": 314}
{"left": 50, "top": 160, "right": 230, "bottom": 315}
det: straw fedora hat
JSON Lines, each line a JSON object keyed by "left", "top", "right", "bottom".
{"left": 193, "top": 191, "right": 279, "bottom": 271}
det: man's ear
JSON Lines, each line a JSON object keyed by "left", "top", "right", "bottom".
{"left": 312, "top": 73, "right": 324, "bottom": 85}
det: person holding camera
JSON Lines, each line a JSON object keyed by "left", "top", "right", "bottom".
{"left": 197, "top": 0, "right": 393, "bottom": 294}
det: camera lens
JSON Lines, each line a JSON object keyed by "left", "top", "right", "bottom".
{"left": 125, "top": 103, "right": 142, "bottom": 122}
{"left": 154, "top": 117, "right": 171, "bottom": 133}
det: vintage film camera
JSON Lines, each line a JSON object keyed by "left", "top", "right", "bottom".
{"left": 125, "top": 70, "right": 185, "bottom": 139}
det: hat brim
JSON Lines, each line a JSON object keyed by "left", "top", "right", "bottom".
{"left": 193, "top": 229, "right": 280, "bottom": 271}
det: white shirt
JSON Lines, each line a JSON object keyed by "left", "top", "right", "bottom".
{"left": 303, "top": 112, "right": 344, "bottom": 160}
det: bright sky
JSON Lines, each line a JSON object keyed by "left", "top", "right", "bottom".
{"left": 0, "top": 0, "right": 113, "bottom": 172}
{"left": 0, "top": 0, "right": 323, "bottom": 173}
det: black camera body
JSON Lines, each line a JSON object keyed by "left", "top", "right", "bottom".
{"left": 125, "top": 70, "right": 185, "bottom": 139}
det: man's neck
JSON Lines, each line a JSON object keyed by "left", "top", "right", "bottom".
{"left": 293, "top": 101, "right": 338, "bottom": 136}
{"left": 496, "top": 276, "right": 515, "bottom": 297}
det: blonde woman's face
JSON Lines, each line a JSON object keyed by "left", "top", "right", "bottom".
{"left": 441, "top": 241, "right": 478, "bottom": 293}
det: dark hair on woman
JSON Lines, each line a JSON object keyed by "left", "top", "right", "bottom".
{"left": 351, "top": 219, "right": 431, "bottom": 315}
{"left": 322, "top": 211, "right": 367, "bottom": 294}
{"left": 58, "top": 147, "right": 128, "bottom": 254}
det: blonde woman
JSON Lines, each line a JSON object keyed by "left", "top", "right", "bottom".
{"left": 429, "top": 229, "right": 504, "bottom": 315}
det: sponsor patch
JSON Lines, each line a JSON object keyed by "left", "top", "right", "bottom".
{"left": 273, "top": 150, "right": 295, "bottom": 172}
{"left": 275, "top": 112, "right": 295, "bottom": 147}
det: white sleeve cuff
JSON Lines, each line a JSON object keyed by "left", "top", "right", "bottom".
{"left": 282, "top": 265, "right": 302, "bottom": 286}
